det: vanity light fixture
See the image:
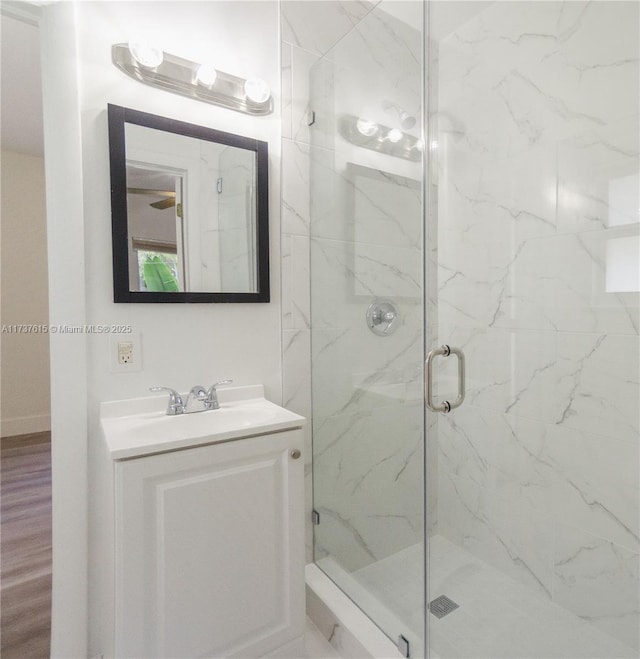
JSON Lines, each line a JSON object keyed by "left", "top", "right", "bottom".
{"left": 244, "top": 78, "right": 271, "bottom": 104}
{"left": 128, "top": 41, "right": 164, "bottom": 69}
{"left": 195, "top": 63, "right": 218, "bottom": 88}
{"left": 112, "top": 43, "right": 273, "bottom": 116}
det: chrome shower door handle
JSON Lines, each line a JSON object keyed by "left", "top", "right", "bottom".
{"left": 425, "top": 345, "right": 465, "bottom": 413}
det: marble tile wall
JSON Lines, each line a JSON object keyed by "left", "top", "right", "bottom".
{"left": 280, "top": 0, "right": 426, "bottom": 573}
{"left": 281, "top": 0, "right": 381, "bottom": 564}
{"left": 310, "top": 6, "right": 426, "bottom": 578}
{"left": 433, "top": 0, "right": 639, "bottom": 650}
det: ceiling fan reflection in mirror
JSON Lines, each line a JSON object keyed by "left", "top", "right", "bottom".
{"left": 127, "top": 187, "right": 176, "bottom": 210}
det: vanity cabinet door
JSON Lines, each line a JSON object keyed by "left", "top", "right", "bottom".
{"left": 114, "top": 429, "right": 305, "bottom": 658}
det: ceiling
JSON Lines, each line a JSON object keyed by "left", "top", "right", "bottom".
{"left": 1, "top": 7, "right": 44, "bottom": 156}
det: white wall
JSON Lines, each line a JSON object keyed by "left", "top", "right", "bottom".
{"left": 0, "top": 150, "right": 51, "bottom": 437}
{"left": 39, "top": 2, "right": 281, "bottom": 655}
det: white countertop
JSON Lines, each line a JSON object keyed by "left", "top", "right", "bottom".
{"left": 100, "top": 384, "right": 306, "bottom": 460}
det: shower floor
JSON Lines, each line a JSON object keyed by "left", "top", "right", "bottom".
{"left": 317, "top": 535, "right": 636, "bottom": 659}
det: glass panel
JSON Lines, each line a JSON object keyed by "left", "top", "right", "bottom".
{"left": 310, "top": 1, "right": 426, "bottom": 655}
{"left": 428, "top": 2, "right": 639, "bottom": 657}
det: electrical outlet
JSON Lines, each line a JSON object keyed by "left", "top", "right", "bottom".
{"left": 118, "top": 341, "right": 133, "bottom": 365}
{"left": 110, "top": 332, "right": 142, "bottom": 373}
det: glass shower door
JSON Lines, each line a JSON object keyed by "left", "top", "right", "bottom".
{"left": 427, "top": 2, "right": 639, "bottom": 657}
{"left": 309, "top": 1, "right": 426, "bottom": 656}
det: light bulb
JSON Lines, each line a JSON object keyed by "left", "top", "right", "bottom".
{"left": 196, "top": 64, "right": 218, "bottom": 87}
{"left": 356, "top": 118, "right": 378, "bottom": 137}
{"left": 400, "top": 111, "right": 416, "bottom": 130}
{"left": 128, "top": 42, "right": 163, "bottom": 69}
{"left": 244, "top": 78, "right": 271, "bottom": 104}
{"left": 387, "top": 128, "right": 403, "bottom": 143}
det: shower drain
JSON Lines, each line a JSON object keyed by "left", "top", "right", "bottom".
{"left": 429, "top": 595, "right": 459, "bottom": 619}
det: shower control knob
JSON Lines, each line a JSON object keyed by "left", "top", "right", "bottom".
{"left": 366, "top": 298, "right": 400, "bottom": 336}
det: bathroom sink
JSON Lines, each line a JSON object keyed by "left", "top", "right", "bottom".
{"left": 100, "top": 384, "right": 306, "bottom": 459}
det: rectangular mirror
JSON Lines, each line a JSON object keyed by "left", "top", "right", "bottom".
{"left": 108, "top": 104, "right": 270, "bottom": 302}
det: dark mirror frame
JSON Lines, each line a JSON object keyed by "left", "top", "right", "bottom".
{"left": 108, "top": 104, "right": 270, "bottom": 303}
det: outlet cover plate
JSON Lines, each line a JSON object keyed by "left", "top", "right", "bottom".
{"left": 110, "top": 332, "right": 142, "bottom": 373}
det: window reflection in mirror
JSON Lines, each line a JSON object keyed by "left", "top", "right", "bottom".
{"left": 126, "top": 164, "right": 183, "bottom": 292}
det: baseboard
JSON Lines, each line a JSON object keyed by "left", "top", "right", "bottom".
{"left": 1, "top": 413, "right": 51, "bottom": 438}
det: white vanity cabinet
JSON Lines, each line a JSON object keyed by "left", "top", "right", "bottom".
{"left": 98, "top": 387, "right": 306, "bottom": 659}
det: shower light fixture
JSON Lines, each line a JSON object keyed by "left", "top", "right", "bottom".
{"left": 356, "top": 118, "right": 379, "bottom": 137}
{"left": 383, "top": 101, "right": 417, "bottom": 131}
{"left": 112, "top": 43, "right": 273, "bottom": 116}
{"left": 340, "top": 115, "right": 421, "bottom": 162}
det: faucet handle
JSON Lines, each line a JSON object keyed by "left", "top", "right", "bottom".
{"left": 149, "top": 387, "right": 184, "bottom": 415}
{"left": 207, "top": 379, "right": 233, "bottom": 395}
{"left": 210, "top": 379, "right": 233, "bottom": 389}
{"left": 206, "top": 379, "right": 233, "bottom": 409}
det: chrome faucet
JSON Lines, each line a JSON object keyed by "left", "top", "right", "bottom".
{"left": 205, "top": 379, "right": 233, "bottom": 410}
{"left": 149, "top": 387, "right": 185, "bottom": 415}
{"left": 151, "top": 380, "right": 232, "bottom": 415}
{"left": 185, "top": 385, "right": 209, "bottom": 413}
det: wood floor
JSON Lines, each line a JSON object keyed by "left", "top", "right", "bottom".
{"left": 1, "top": 432, "right": 52, "bottom": 658}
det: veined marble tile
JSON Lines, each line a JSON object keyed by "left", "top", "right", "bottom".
{"left": 438, "top": 1, "right": 639, "bottom": 151}
{"left": 281, "top": 42, "right": 292, "bottom": 139}
{"left": 437, "top": 404, "right": 551, "bottom": 497}
{"left": 436, "top": 140, "right": 557, "bottom": 249}
{"left": 310, "top": 236, "right": 423, "bottom": 329}
{"left": 544, "top": 424, "right": 640, "bottom": 553}
{"left": 436, "top": 230, "right": 511, "bottom": 330}
{"left": 554, "top": 332, "right": 639, "bottom": 443}
{"left": 524, "top": 2, "right": 639, "bottom": 131}
{"left": 313, "top": 403, "right": 424, "bottom": 571}
{"left": 310, "top": 148, "right": 422, "bottom": 246}
{"left": 436, "top": 325, "right": 559, "bottom": 420}
{"left": 440, "top": 404, "right": 638, "bottom": 549}
{"left": 311, "top": 322, "right": 422, "bottom": 419}
{"left": 289, "top": 45, "right": 320, "bottom": 145}
{"left": 281, "top": 1, "right": 373, "bottom": 57}
{"left": 282, "top": 139, "right": 311, "bottom": 236}
{"left": 438, "top": 468, "right": 555, "bottom": 598}
{"left": 282, "top": 328, "right": 311, "bottom": 423}
{"left": 557, "top": 119, "right": 639, "bottom": 235}
{"left": 494, "top": 231, "right": 640, "bottom": 335}
{"left": 339, "top": 0, "right": 377, "bottom": 27}
{"left": 352, "top": 242, "right": 421, "bottom": 299}
{"left": 553, "top": 528, "right": 640, "bottom": 651}
{"left": 308, "top": 57, "right": 336, "bottom": 153}
{"left": 281, "top": 234, "right": 310, "bottom": 330}
{"left": 328, "top": 4, "right": 422, "bottom": 110}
